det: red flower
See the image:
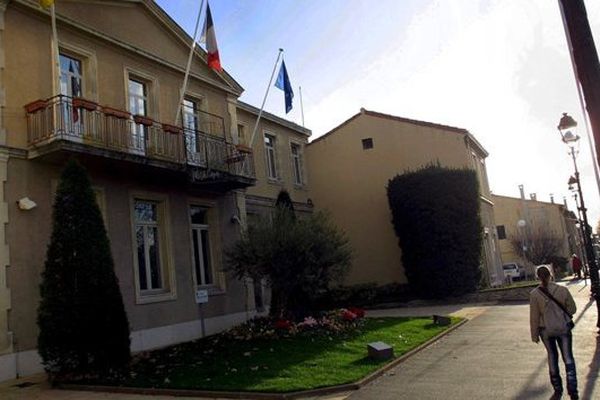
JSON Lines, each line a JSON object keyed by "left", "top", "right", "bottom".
{"left": 274, "top": 319, "right": 292, "bottom": 330}
{"left": 342, "top": 310, "right": 357, "bottom": 321}
{"left": 348, "top": 307, "right": 365, "bottom": 318}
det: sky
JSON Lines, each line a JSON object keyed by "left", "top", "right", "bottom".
{"left": 157, "top": 0, "right": 600, "bottom": 227}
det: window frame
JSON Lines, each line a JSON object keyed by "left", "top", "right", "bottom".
{"left": 129, "top": 192, "right": 176, "bottom": 304}
{"left": 263, "top": 132, "right": 279, "bottom": 181}
{"left": 189, "top": 205, "right": 214, "bottom": 287}
{"left": 289, "top": 140, "right": 305, "bottom": 186}
{"left": 56, "top": 42, "right": 98, "bottom": 101}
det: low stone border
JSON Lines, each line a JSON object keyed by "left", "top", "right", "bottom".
{"left": 60, "top": 318, "right": 468, "bottom": 399}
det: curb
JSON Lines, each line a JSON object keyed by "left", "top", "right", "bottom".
{"left": 60, "top": 318, "right": 469, "bottom": 399}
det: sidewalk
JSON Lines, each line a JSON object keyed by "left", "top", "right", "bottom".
{"left": 1, "top": 281, "right": 597, "bottom": 399}
{"left": 348, "top": 279, "right": 599, "bottom": 399}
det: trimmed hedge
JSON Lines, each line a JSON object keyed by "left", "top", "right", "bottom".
{"left": 387, "top": 165, "right": 482, "bottom": 298}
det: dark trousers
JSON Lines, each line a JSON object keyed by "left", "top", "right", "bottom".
{"left": 541, "top": 330, "right": 578, "bottom": 396}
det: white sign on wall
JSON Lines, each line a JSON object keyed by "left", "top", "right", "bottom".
{"left": 195, "top": 289, "right": 209, "bottom": 304}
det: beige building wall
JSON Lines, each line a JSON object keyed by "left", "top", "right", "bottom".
{"left": 0, "top": 0, "right": 308, "bottom": 381}
{"left": 237, "top": 103, "right": 311, "bottom": 213}
{"left": 493, "top": 194, "right": 577, "bottom": 274}
{"left": 306, "top": 109, "right": 503, "bottom": 286}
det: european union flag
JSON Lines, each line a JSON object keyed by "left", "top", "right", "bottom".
{"left": 275, "top": 60, "right": 294, "bottom": 113}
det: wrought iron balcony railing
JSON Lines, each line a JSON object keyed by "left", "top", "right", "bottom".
{"left": 24, "top": 95, "right": 255, "bottom": 181}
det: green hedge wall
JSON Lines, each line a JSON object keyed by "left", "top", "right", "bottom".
{"left": 387, "top": 165, "right": 482, "bottom": 298}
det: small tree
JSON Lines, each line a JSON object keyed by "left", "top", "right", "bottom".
{"left": 387, "top": 165, "right": 482, "bottom": 298}
{"left": 37, "top": 160, "right": 130, "bottom": 379}
{"left": 227, "top": 209, "right": 352, "bottom": 319}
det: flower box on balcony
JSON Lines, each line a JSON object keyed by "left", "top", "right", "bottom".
{"left": 72, "top": 97, "right": 98, "bottom": 111}
{"left": 235, "top": 144, "right": 253, "bottom": 154}
{"left": 162, "top": 123, "right": 183, "bottom": 135}
{"left": 24, "top": 99, "right": 48, "bottom": 113}
{"left": 133, "top": 115, "right": 154, "bottom": 127}
{"left": 226, "top": 153, "right": 246, "bottom": 164}
{"left": 102, "top": 106, "right": 131, "bottom": 120}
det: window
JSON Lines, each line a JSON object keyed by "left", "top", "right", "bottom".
{"left": 497, "top": 225, "right": 507, "bottom": 240}
{"left": 59, "top": 54, "right": 82, "bottom": 98}
{"left": 129, "top": 78, "right": 148, "bottom": 149}
{"left": 190, "top": 206, "right": 213, "bottom": 286}
{"left": 264, "top": 133, "right": 278, "bottom": 179}
{"left": 237, "top": 124, "right": 246, "bottom": 145}
{"left": 59, "top": 54, "right": 83, "bottom": 129}
{"left": 291, "top": 142, "right": 304, "bottom": 185}
{"left": 183, "top": 99, "right": 199, "bottom": 132}
{"left": 134, "top": 200, "right": 166, "bottom": 293}
{"left": 183, "top": 98, "right": 204, "bottom": 159}
{"left": 362, "top": 138, "right": 373, "bottom": 150}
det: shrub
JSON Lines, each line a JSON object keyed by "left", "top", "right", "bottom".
{"left": 37, "top": 160, "right": 130, "bottom": 379}
{"left": 387, "top": 165, "right": 482, "bottom": 298}
{"left": 226, "top": 209, "right": 352, "bottom": 319}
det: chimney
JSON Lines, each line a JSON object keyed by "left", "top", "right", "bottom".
{"left": 529, "top": 193, "right": 537, "bottom": 201}
{"left": 563, "top": 196, "right": 568, "bottom": 207}
{"left": 519, "top": 184, "right": 525, "bottom": 200}
{"left": 550, "top": 194, "right": 554, "bottom": 204}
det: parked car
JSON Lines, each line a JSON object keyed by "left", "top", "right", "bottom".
{"left": 503, "top": 263, "right": 525, "bottom": 280}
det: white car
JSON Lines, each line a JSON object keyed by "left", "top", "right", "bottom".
{"left": 503, "top": 263, "right": 525, "bottom": 280}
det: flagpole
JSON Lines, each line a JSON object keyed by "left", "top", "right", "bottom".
{"left": 249, "top": 48, "right": 284, "bottom": 147}
{"left": 174, "top": 0, "right": 205, "bottom": 125}
{"left": 299, "top": 86, "right": 305, "bottom": 128}
{"left": 50, "top": 4, "right": 61, "bottom": 96}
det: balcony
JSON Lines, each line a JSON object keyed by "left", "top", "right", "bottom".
{"left": 25, "top": 95, "right": 255, "bottom": 189}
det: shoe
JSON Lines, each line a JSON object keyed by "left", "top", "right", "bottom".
{"left": 550, "top": 391, "right": 562, "bottom": 400}
{"left": 568, "top": 393, "right": 579, "bottom": 400}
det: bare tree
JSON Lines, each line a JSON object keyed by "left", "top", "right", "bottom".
{"left": 509, "top": 227, "right": 564, "bottom": 266}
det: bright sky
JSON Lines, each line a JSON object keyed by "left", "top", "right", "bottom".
{"left": 157, "top": 0, "right": 600, "bottom": 227}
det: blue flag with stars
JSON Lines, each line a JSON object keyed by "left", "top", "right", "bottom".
{"left": 275, "top": 60, "right": 294, "bottom": 113}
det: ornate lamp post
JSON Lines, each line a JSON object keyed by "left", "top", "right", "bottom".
{"left": 558, "top": 112, "right": 600, "bottom": 331}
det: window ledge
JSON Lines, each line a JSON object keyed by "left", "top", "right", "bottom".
{"left": 136, "top": 291, "right": 177, "bottom": 305}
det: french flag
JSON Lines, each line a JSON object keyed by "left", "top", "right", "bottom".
{"left": 200, "top": 1, "right": 222, "bottom": 72}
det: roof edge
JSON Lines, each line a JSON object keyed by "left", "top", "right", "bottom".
{"left": 237, "top": 102, "right": 311, "bottom": 136}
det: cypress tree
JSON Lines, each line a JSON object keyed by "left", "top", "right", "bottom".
{"left": 37, "top": 160, "right": 130, "bottom": 379}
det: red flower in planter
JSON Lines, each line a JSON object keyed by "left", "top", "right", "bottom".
{"left": 348, "top": 307, "right": 365, "bottom": 318}
{"left": 342, "top": 310, "right": 357, "bottom": 321}
{"left": 274, "top": 319, "right": 292, "bottom": 330}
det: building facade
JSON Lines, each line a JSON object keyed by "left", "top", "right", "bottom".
{"left": 306, "top": 108, "right": 504, "bottom": 288}
{"left": 492, "top": 194, "right": 581, "bottom": 276}
{"left": 0, "top": 0, "right": 309, "bottom": 381}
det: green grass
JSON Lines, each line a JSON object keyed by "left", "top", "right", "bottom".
{"left": 84, "top": 317, "right": 461, "bottom": 393}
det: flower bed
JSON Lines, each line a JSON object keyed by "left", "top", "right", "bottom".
{"left": 226, "top": 308, "right": 366, "bottom": 340}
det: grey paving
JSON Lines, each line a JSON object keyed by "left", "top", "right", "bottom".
{"left": 349, "top": 280, "right": 600, "bottom": 400}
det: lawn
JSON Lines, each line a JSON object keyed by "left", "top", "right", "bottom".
{"left": 83, "top": 317, "right": 461, "bottom": 393}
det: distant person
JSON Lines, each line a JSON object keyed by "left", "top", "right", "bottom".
{"left": 571, "top": 254, "right": 582, "bottom": 279}
{"left": 530, "top": 265, "right": 578, "bottom": 400}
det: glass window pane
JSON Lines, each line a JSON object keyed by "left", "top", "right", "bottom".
{"left": 190, "top": 206, "right": 207, "bottom": 224}
{"left": 192, "top": 229, "right": 202, "bottom": 284}
{"left": 135, "top": 201, "right": 157, "bottom": 222}
{"left": 129, "top": 79, "right": 144, "bottom": 97}
{"left": 201, "top": 230, "right": 212, "bottom": 285}
{"left": 148, "top": 227, "right": 162, "bottom": 289}
{"left": 136, "top": 226, "right": 147, "bottom": 291}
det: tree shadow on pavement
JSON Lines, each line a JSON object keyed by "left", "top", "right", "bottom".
{"left": 511, "top": 357, "right": 549, "bottom": 400}
{"left": 580, "top": 334, "right": 600, "bottom": 399}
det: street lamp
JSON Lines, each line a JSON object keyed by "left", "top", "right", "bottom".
{"left": 557, "top": 112, "right": 600, "bottom": 331}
